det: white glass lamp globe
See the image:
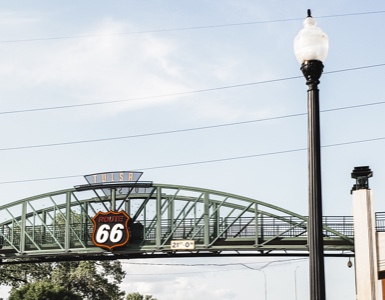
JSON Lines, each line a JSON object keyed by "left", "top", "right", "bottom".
{"left": 294, "top": 16, "right": 329, "bottom": 64}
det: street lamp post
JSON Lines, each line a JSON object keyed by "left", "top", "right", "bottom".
{"left": 294, "top": 9, "right": 329, "bottom": 300}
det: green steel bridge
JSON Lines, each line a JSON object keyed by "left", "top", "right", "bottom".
{"left": 0, "top": 181, "right": 367, "bottom": 265}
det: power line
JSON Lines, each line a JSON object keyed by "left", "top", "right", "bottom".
{"left": 0, "top": 112, "right": 306, "bottom": 151}
{"left": 1, "top": 100, "right": 384, "bottom": 152}
{"left": 0, "top": 10, "right": 384, "bottom": 44}
{"left": 0, "top": 174, "right": 82, "bottom": 184}
{"left": 1, "top": 63, "right": 385, "bottom": 116}
{"left": 136, "top": 149, "right": 299, "bottom": 171}
{"left": 325, "top": 63, "right": 385, "bottom": 74}
{"left": 138, "top": 136, "right": 385, "bottom": 171}
{"left": 1, "top": 135, "right": 384, "bottom": 185}
{"left": 122, "top": 258, "right": 308, "bottom": 276}
{"left": 0, "top": 75, "right": 302, "bottom": 115}
{"left": 0, "top": 19, "right": 303, "bottom": 44}
{"left": 125, "top": 257, "right": 306, "bottom": 267}
{"left": 125, "top": 268, "right": 243, "bottom": 276}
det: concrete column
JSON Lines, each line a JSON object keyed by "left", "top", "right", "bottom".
{"left": 352, "top": 188, "right": 379, "bottom": 299}
{"left": 382, "top": 281, "right": 385, "bottom": 300}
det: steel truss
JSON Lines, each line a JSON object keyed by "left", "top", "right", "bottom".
{"left": 0, "top": 183, "right": 355, "bottom": 264}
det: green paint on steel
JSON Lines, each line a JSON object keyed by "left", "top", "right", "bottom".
{"left": 0, "top": 183, "right": 355, "bottom": 263}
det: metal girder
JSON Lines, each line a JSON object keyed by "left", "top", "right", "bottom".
{"left": 0, "top": 183, "right": 356, "bottom": 264}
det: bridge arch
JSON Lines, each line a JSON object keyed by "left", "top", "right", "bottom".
{"left": 0, "top": 182, "right": 354, "bottom": 264}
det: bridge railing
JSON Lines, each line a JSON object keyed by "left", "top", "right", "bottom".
{"left": 322, "top": 216, "right": 354, "bottom": 237}
{"left": 376, "top": 212, "right": 385, "bottom": 231}
{"left": 0, "top": 215, "right": 355, "bottom": 251}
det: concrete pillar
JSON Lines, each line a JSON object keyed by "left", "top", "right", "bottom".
{"left": 382, "top": 281, "right": 385, "bottom": 300}
{"left": 351, "top": 166, "right": 379, "bottom": 299}
{"left": 352, "top": 189, "right": 379, "bottom": 299}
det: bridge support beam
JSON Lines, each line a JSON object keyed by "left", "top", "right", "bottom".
{"left": 351, "top": 166, "right": 378, "bottom": 299}
{"left": 156, "top": 187, "right": 162, "bottom": 249}
{"left": 20, "top": 201, "right": 27, "bottom": 253}
{"left": 204, "top": 192, "right": 210, "bottom": 247}
{"left": 111, "top": 188, "right": 116, "bottom": 211}
{"left": 254, "top": 203, "right": 259, "bottom": 247}
{"left": 65, "top": 192, "right": 71, "bottom": 251}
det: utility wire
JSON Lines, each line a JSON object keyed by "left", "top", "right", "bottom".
{"left": 1, "top": 63, "right": 385, "bottom": 116}
{"left": 124, "top": 257, "right": 306, "bottom": 267}
{"left": 0, "top": 10, "right": 384, "bottom": 44}
{"left": 1, "top": 100, "right": 384, "bottom": 152}
{"left": 122, "top": 258, "right": 307, "bottom": 276}
{"left": 0, "top": 112, "right": 306, "bottom": 151}
{"left": 0, "top": 11, "right": 383, "bottom": 183}
{"left": 0, "top": 76, "right": 301, "bottom": 115}
{"left": 1, "top": 135, "right": 385, "bottom": 185}
{"left": 125, "top": 268, "right": 245, "bottom": 276}
{"left": 138, "top": 136, "right": 385, "bottom": 171}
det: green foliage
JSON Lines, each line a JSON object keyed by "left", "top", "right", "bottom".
{"left": 52, "top": 210, "right": 84, "bottom": 225}
{"left": 8, "top": 281, "right": 82, "bottom": 300}
{"left": 0, "top": 262, "right": 53, "bottom": 288}
{"left": 1, "top": 212, "right": 126, "bottom": 299}
{"left": 0, "top": 260, "right": 126, "bottom": 300}
{"left": 126, "top": 292, "right": 157, "bottom": 300}
{"left": 51, "top": 261, "right": 125, "bottom": 300}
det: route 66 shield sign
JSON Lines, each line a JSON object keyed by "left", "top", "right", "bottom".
{"left": 91, "top": 211, "right": 130, "bottom": 250}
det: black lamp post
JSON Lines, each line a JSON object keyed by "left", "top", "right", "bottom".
{"left": 294, "top": 9, "right": 329, "bottom": 300}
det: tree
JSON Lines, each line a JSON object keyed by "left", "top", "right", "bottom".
{"left": 52, "top": 210, "right": 84, "bottom": 225}
{"left": 0, "top": 262, "right": 54, "bottom": 288}
{"left": 126, "top": 292, "right": 158, "bottom": 300}
{"left": 0, "top": 211, "right": 126, "bottom": 299}
{"left": 51, "top": 261, "right": 125, "bottom": 300}
{"left": 8, "top": 281, "right": 82, "bottom": 300}
{"left": 0, "top": 260, "right": 126, "bottom": 300}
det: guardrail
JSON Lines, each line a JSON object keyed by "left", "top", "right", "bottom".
{"left": 0, "top": 215, "right": 356, "bottom": 251}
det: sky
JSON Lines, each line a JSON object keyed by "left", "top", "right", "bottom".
{"left": 0, "top": 0, "right": 385, "bottom": 299}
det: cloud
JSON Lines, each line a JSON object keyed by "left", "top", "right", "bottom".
{"left": 0, "top": 10, "right": 40, "bottom": 27}
{"left": 0, "top": 10, "right": 288, "bottom": 122}
{"left": 0, "top": 18, "right": 190, "bottom": 115}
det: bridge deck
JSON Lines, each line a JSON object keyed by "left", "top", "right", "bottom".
{"left": 0, "top": 183, "right": 370, "bottom": 263}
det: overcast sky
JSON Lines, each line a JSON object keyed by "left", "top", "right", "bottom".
{"left": 1, "top": 1, "right": 385, "bottom": 299}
